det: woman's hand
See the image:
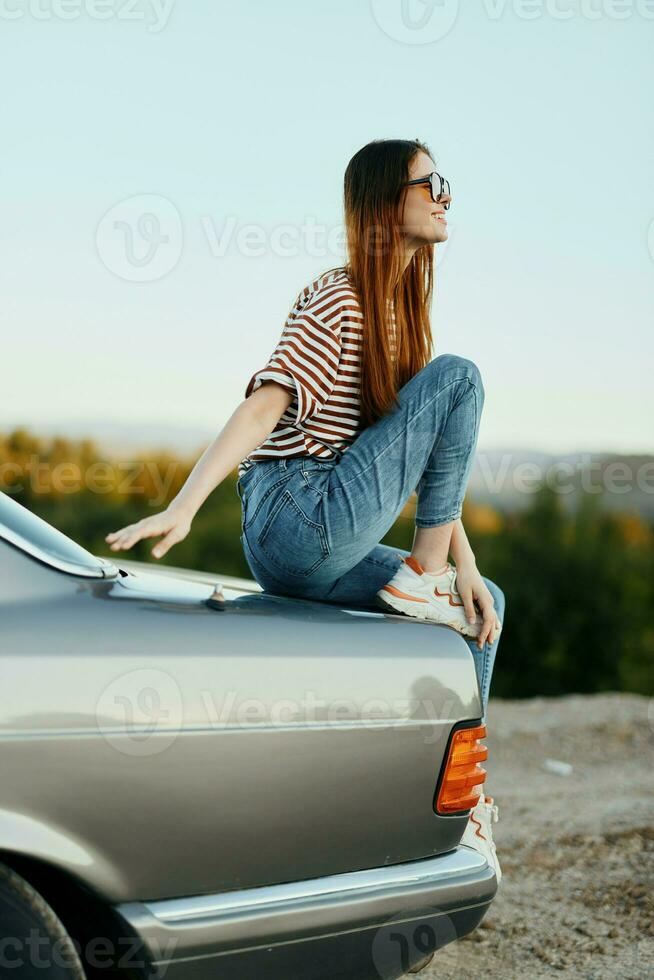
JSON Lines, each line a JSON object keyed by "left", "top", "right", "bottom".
{"left": 104, "top": 504, "right": 193, "bottom": 560}
{"left": 453, "top": 560, "right": 502, "bottom": 649}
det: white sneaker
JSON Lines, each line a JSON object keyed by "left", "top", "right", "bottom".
{"left": 375, "top": 555, "right": 495, "bottom": 639}
{"left": 460, "top": 792, "right": 502, "bottom": 883}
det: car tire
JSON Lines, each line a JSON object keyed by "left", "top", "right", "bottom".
{"left": 0, "top": 861, "right": 86, "bottom": 979}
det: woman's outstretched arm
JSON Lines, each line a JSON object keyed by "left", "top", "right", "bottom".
{"left": 104, "top": 382, "right": 293, "bottom": 559}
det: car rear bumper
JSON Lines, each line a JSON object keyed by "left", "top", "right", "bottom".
{"left": 114, "top": 845, "right": 496, "bottom": 980}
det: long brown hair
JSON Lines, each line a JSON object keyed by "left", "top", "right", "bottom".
{"left": 320, "top": 138, "right": 436, "bottom": 429}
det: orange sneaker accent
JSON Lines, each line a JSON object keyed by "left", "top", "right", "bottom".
{"left": 404, "top": 555, "right": 424, "bottom": 575}
{"left": 470, "top": 813, "right": 487, "bottom": 841}
{"left": 434, "top": 586, "right": 465, "bottom": 608}
{"left": 381, "top": 584, "right": 428, "bottom": 603}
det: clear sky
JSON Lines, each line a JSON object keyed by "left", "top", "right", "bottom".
{"left": 2, "top": 0, "right": 652, "bottom": 455}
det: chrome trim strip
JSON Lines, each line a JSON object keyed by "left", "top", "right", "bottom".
{"left": 0, "top": 717, "right": 453, "bottom": 739}
{"left": 145, "top": 848, "right": 487, "bottom": 924}
{"left": 0, "top": 525, "right": 119, "bottom": 579}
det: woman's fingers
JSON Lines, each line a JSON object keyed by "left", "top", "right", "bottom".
{"left": 105, "top": 527, "right": 131, "bottom": 543}
{"left": 107, "top": 524, "right": 146, "bottom": 551}
{"left": 105, "top": 517, "right": 167, "bottom": 552}
{"left": 476, "top": 595, "right": 496, "bottom": 649}
{"left": 105, "top": 525, "right": 137, "bottom": 550}
{"left": 105, "top": 510, "right": 191, "bottom": 559}
{"left": 152, "top": 529, "right": 182, "bottom": 559}
{"left": 460, "top": 585, "right": 477, "bottom": 626}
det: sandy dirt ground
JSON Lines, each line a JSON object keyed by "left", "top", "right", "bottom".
{"left": 422, "top": 693, "right": 653, "bottom": 980}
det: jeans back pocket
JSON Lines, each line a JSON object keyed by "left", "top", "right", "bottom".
{"left": 241, "top": 466, "right": 292, "bottom": 532}
{"left": 257, "top": 489, "right": 330, "bottom": 577}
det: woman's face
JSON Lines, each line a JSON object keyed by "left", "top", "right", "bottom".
{"left": 400, "top": 150, "right": 451, "bottom": 248}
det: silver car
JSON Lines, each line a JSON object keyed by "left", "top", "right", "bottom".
{"left": 0, "top": 491, "right": 497, "bottom": 980}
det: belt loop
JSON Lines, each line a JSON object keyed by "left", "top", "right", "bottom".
{"left": 280, "top": 458, "right": 287, "bottom": 470}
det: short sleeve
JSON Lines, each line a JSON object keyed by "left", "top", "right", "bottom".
{"left": 244, "top": 293, "right": 342, "bottom": 425}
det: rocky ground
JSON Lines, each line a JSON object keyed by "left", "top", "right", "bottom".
{"left": 422, "top": 693, "right": 653, "bottom": 979}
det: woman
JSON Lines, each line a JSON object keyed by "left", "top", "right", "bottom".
{"left": 105, "top": 138, "right": 505, "bottom": 879}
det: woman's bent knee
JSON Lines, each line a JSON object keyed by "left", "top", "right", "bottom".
{"left": 430, "top": 352, "right": 483, "bottom": 394}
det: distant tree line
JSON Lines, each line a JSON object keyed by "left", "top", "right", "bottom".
{"left": 2, "top": 428, "right": 652, "bottom": 698}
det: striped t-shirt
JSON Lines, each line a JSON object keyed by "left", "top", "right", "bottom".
{"left": 238, "top": 267, "right": 392, "bottom": 478}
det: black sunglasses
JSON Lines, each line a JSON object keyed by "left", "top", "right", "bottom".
{"left": 403, "top": 171, "right": 451, "bottom": 210}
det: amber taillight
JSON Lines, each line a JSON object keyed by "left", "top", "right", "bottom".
{"left": 435, "top": 723, "right": 488, "bottom": 814}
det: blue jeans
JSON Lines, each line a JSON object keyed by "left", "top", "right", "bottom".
{"left": 237, "top": 353, "right": 505, "bottom": 721}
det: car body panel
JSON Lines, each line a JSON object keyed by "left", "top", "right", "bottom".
{"left": 1, "top": 541, "right": 481, "bottom": 903}
{"left": 0, "top": 495, "right": 493, "bottom": 978}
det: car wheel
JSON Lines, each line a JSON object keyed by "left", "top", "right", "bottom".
{"left": 0, "top": 861, "right": 86, "bottom": 979}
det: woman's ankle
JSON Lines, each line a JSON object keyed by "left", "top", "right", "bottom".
{"left": 411, "top": 554, "right": 449, "bottom": 575}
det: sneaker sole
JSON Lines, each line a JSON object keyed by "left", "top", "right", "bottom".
{"left": 374, "top": 589, "right": 480, "bottom": 637}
